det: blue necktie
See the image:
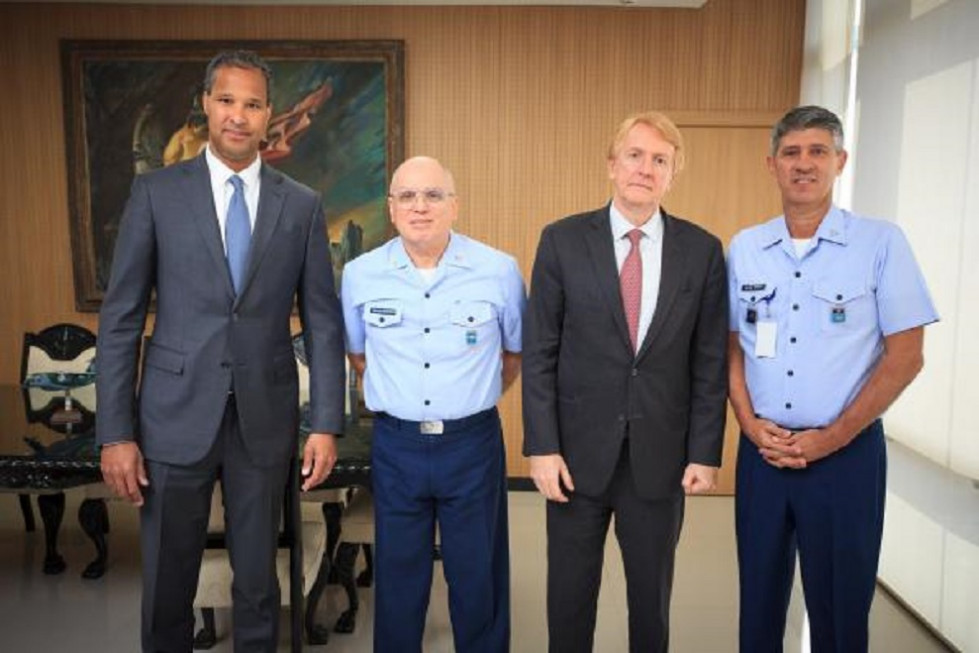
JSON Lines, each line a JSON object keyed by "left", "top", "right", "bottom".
{"left": 225, "top": 175, "right": 251, "bottom": 294}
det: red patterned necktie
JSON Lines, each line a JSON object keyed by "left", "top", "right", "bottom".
{"left": 620, "top": 229, "right": 643, "bottom": 352}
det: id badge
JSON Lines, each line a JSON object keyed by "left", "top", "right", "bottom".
{"left": 755, "top": 321, "right": 777, "bottom": 358}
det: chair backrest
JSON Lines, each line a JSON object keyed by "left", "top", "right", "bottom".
{"left": 21, "top": 323, "right": 97, "bottom": 433}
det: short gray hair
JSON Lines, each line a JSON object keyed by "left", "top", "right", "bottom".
{"left": 771, "top": 105, "right": 844, "bottom": 155}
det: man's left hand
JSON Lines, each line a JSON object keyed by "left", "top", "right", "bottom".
{"left": 301, "top": 433, "right": 338, "bottom": 491}
{"left": 681, "top": 463, "right": 718, "bottom": 494}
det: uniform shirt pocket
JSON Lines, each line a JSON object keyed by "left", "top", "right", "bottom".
{"left": 364, "top": 300, "right": 404, "bottom": 328}
{"left": 811, "top": 279, "right": 873, "bottom": 333}
{"left": 736, "top": 281, "right": 778, "bottom": 328}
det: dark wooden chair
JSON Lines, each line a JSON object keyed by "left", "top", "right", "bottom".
{"left": 17, "top": 323, "right": 109, "bottom": 578}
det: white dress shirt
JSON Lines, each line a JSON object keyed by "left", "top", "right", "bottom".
{"left": 205, "top": 145, "right": 261, "bottom": 251}
{"left": 610, "top": 203, "right": 663, "bottom": 348}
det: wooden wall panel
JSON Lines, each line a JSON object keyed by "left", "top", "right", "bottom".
{"left": 0, "top": 0, "right": 804, "bottom": 490}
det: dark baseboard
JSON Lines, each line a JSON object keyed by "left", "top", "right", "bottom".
{"left": 507, "top": 477, "right": 536, "bottom": 492}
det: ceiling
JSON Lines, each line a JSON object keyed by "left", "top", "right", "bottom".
{"left": 26, "top": 1, "right": 707, "bottom": 7}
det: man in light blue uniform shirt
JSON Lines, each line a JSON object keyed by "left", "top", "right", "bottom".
{"left": 727, "top": 105, "right": 938, "bottom": 652}
{"left": 341, "top": 156, "right": 525, "bottom": 653}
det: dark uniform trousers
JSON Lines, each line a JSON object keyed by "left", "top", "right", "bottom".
{"left": 372, "top": 407, "right": 510, "bottom": 653}
{"left": 140, "top": 395, "right": 291, "bottom": 653}
{"left": 736, "top": 419, "right": 886, "bottom": 653}
{"left": 546, "top": 439, "right": 685, "bottom": 653}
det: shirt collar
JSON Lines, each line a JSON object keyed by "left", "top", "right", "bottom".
{"left": 387, "top": 231, "right": 472, "bottom": 270}
{"left": 760, "top": 205, "right": 848, "bottom": 249}
{"left": 205, "top": 145, "right": 262, "bottom": 191}
{"left": 609, "top": 202, "right": 663, "bottom": 243}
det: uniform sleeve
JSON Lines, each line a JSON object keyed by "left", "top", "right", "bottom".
{"left": 340, "top": 264, "right": 367, "bottom": 355}
{"left": 499, "top": 255, "right": 527, "bottom": 353}
{"left": 876, "top": 226, "right": 940, "bottom": 336}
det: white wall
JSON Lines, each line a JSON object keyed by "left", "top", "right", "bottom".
{"left": 852, "top": 0, "right": 979, "bottom": 480}
{"left": 803, "top": 1, "right": 979, "bottom": 649}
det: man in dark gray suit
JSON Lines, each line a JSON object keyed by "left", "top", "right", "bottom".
{"left": 96, "top": 50, "right": 345, "bottom": 652}
{"left": 522, "top": 112, "right": 728, "bottom": 653}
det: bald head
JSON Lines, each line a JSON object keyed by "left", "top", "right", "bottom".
{"left": 390, "top": 156, "right": 456, "bottom": 194}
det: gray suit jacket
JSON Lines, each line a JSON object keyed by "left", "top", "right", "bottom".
{"left": 522, "top": 205, "right": 728, "bottom": 500}
{"left": 96, "top": 154, "right": 345, "bottom": 466}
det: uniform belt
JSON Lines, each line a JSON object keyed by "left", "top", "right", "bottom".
{"left": 770, "top": 417, "right": 881, "bottom": 434}
{"left": 375, "top": 407, "right": 497, "bottom": 435}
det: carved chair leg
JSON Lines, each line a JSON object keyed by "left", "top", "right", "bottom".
{"left": 334, "top": 542, "right": 361, "bottom": 634}
{"left": 79, "top": 498, "right": 109, "bottom": 579}
{"left": 18, "top": 494, "right": 35, "bottom": 532}
{"left": 37, "top": 492, "right": 66, "bottom": 574}
{"left": 304, "top": 539, "right": 332, "bottom": 646}
{"left": 193, "top": 607, "right": 217, "bottom": 650}
{"left": 357, "top": 543, "right": 374, "bottom": 587}
{"left": 322, "top": 501, "right": 343, "bottom": 583}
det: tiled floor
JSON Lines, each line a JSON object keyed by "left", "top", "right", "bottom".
{"left": 0, "top": 491, "right": 952, "bottom": 652}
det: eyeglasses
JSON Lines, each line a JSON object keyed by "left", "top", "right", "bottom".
{"left": 389, "top": 188, "right": 455, "bottom": 206}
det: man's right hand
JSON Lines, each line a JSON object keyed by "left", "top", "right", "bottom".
{"left": 529, "top": 454, "right": 575, "bottom": 503}
{"left": 100, "top": 442, "right": 149, "bottom": 506}
{"left": 744, "top": 417, "right": 806, "bottom": 469}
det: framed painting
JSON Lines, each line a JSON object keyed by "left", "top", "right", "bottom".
{"left": 61, "top": 39, "right": 404, "bottom": 311}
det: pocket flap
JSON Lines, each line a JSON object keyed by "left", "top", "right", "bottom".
{"left": 450, "top": 301, "right": 495, "bottom": 327}
{"left": 737, "top": 282, "right": 776, "bottom": 305}
{"left": 812, "top": 280, "right": 866, "bottom": 304}
{"left": 144, "top": 343, "right": 185, "bottom": 374}
{"left": 364, "top": 300, "right": 404, "bottom": 327}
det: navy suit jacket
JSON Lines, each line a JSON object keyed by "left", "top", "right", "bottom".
{"left": 96, "top": 153, "right": 345, "bottom": 466}
{"left": 522, "top": 205, "right": 728, "bottom": 499}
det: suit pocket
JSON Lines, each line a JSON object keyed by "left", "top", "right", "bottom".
{"left": 144, "top": 343, "right": 185, "bottom": 375}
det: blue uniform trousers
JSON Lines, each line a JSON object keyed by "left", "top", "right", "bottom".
{"left": 372, "top": 407, "right": 510, "bottom": 653}
{"left": 736, "top": 419, "right": 886, "bottom": 653}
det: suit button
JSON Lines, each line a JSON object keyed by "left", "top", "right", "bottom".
{"left": 220, "top": 361, "right": 231, "bottom": 369}
{"left": 424, "top": 328, "right": 431, "bottom": 334}
{"left": 631, "top": 369, "right": 638, "bottom": 377}
{"left": 617, "top": 414, "right": 625, "bottom": 422}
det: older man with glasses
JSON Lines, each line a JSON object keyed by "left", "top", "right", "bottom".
{"left": 340, "top": 156, "right": 526, "bottom": 652}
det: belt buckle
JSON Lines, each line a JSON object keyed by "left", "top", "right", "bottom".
{"left": 420, "top": 420, "right": 444, "bottom": 435}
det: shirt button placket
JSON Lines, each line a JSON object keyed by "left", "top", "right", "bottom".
{"left": 784, "top": 264, "right": 806, "bottom": 420}
{"left": 420, "top": 287, "right": 433, "bottom": 416}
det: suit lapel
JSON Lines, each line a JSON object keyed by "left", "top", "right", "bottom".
{"left": 636, "top": 212, "right": 683, "bottom": 360}
{"left": 235, "top": 164, "right": 285, "bottom": 304}
{"left": 583, "top": 207, "right": 634, "bottom": 353}
{"left": 186, "top": 154, "right": 236, "bottom": 301}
